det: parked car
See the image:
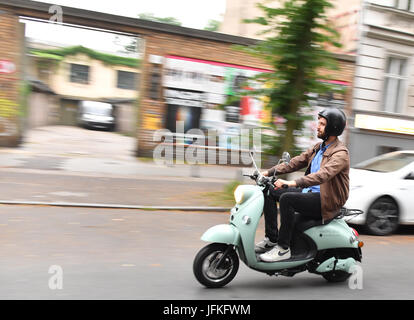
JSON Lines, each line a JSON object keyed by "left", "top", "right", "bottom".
{"left": 78, "top": 100, "right": 115, "bottom": 131}
{"left": 344, "top": 150, "right": 414, "bottom": 235}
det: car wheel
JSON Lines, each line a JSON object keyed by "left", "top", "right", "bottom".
{"left": 365, "top": 197, "right": 399, "bottom": 236}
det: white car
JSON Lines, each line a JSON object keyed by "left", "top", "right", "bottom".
{"left": 344, "top": 150, "right": 414, "bottom": 236}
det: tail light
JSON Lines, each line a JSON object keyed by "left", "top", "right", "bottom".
{"left": 351, "top": 228, "right": 359, "bottom": 238}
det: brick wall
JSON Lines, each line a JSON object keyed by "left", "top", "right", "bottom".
{"left": 136, "top": 31, "right": 356, "bottom": 156}
{"left": 136, "top": 31, "right": 274, "bottom": 156}
{"left": 0, "top": 6, "right": 22, "bottom": 146}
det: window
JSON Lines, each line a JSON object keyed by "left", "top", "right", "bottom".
{"left": 382, "top": 57, "right": 408, "bottom": 113}
{"left": 394, "top": 0, "right": 414, "bottom": 11}
{"left": 117, "top": 70, "right": 138, "bottom": 90}
{"left": 354, "top": 152, "right": 414, "bottom": 173}
{"left": 377, "top": 146, "right": 399, "bottom": 156}
{"left": 70, "top": 64, "right": 89, "bottom": 84}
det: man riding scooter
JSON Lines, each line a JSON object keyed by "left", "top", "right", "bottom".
{"left": 256, "top": 108, "right": 349, "bottom": 262}
{"left": 193, "top": 107, "right": 362, "bottom": 288}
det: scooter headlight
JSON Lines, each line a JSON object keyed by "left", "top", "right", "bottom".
{"left": 234, "top": 186, "right": 244, "bottom": 204}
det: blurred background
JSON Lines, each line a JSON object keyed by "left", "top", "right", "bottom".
{"left": 0, "top": 0, "right": 411, "bottom": 201}
{"left": 0, "top": 0, "right": 413, "bottom": 299}
{"left": 0, "top": 0, "right": 412, "bottom": 162}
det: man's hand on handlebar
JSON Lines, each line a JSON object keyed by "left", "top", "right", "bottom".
{"left": 274, "top": 178, "right": 297, "bottom": 190}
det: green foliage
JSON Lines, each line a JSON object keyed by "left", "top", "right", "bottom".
{"left": 138, "top": 13, "right": 182, "bottom": 26}
{"left": 30, "top": 46, "right": 140, "bottom": 68}
{"left": 203, "top": 180, "right": 241, "bottom": 207}
{"left": 224, "top": 180, "right": 242, "bottom": 197}
{"left": 261, "top": 124, "right": 282, "bottom": 156}
{"left": 18, "top": 81, "right": 32, "bottom": 119}
{"left": 204, "top": 19, "right": 221, "bottom": 32}
{"left": 30, "top": 52, "right": 63, "bottom": 61}
{"left": 239, "top": 0, "right": 342, "bottom": 155}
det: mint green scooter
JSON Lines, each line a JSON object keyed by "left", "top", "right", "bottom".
{"left": 193, "top": 152, "right": 363, "bottom": 288}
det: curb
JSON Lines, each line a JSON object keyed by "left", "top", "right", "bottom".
{"left": 0, "top": 200, "right": 231, "bottom": 212}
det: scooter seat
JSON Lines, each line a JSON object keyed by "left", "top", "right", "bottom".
{"left": 294, "top": 211, "right": 339, "bottom": 232}
{"left": 295, "top": 218, "right": 324, "bottom": 232}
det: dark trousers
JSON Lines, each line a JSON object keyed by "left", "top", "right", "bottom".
{"left": 263, "top": 187, "right": 322, "bottom": 249}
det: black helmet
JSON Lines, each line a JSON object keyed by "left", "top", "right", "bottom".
{"left": 318, "top": 108, "right": 346, "bottom": 139}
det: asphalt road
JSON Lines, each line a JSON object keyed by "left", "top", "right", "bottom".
{"left": 1, "top": 205, "right": 414, "bottom": 300}
{"left": 1, "top": 126, "right": 413, "bottom": 302}
{"left": 0, "top": 169, "right": 230, "bottom": 207}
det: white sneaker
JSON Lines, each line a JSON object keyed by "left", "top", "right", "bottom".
{"left": 259, "top": 245, "right": 291, "bottom": 262}
{"left": 254, "top": 237, "right": 277, "bottom": 253}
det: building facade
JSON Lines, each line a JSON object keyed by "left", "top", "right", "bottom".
{"left": 220, "top": 0, "right": 361, "bottom": 55}
{"left": 26, "top": 42, "right": 140, "bottom": 133}
{"left": 220, "top": 0, "right": 414, "bottom": 164}
{"left": 350, "top": 0, "right": 414, "bottom": 164}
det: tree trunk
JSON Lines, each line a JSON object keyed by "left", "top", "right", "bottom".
{"left": 282, "top": 99, "right": 299, "bottom": 155}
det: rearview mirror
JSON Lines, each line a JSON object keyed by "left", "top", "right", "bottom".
{"left": 277, "top": 151, "right": 291, "bottom": 166}
{"left": 282, "top": 151, "right": 291, "bottom": 164}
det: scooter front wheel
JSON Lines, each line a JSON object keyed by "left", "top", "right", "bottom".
{"left": 193, "top": 243, "right": 239, "bottom": 288}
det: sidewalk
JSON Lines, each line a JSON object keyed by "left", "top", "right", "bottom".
{"left": 0, "top": 126, "right": 251, "bottom": 209}
{"left": 0, "top": 126, "right": 247, "bottom": 180}
{"left": 0, "top": 126, "right": 302, "bottom": 210}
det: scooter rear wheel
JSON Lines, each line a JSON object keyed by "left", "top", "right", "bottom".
{"left": 193, "top": 243, "right": 239, "bottom": 288}
{"left": 322, "top": 270, "right": 351, "bottom": 283}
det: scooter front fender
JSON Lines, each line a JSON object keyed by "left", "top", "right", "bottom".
{"left": 201, "top": 224, "right": 240, "bottom": 246}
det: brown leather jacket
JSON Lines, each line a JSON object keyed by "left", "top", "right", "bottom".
{"left": 267, "top": 138, "right": 350, "bottom": 222}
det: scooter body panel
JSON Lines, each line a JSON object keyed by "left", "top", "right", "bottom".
{"left": 201, "top": 224, "right": 240, "bottom": 245}
{"left": 228, "top": 186, "right": 313, "bottom": 271}
{"left": 229, "top": 185, "right": 265, "bottom": 266}
{"left": 249, "top": 258, "right": 313, "bottom": 271}
{"left": 315, "top": 256, "right": 357, "bottom": 273}
{"left": 304, "top": 219, "right": 359, "bottom": 250}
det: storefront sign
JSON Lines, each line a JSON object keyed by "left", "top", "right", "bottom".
{"left": 354, "top": 114, "right": 414, "bottom": 135}
{"left": 164, "top": 89, "right": 204, "bottom": 108}
{"left": 163, "top": 55, "right": 271, "bottom": 126}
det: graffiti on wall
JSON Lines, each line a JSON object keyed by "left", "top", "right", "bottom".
{"left": 0, "top": 91, "right": 18, "bottom": 137}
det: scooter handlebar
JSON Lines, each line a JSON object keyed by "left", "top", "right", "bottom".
{"left": 244, "top": 171, "right": 278, "bottom": 188}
